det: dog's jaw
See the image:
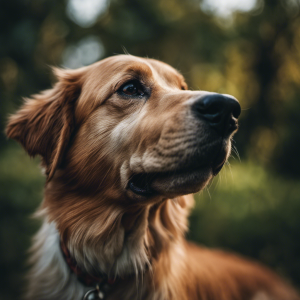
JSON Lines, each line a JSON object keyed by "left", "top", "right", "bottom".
{"left": 118, "top": 109, "right": 234, "bottom": 200}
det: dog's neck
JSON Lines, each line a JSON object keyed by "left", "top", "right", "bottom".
{"left": 41, "top": 179, "right": 193, "bottom": 279}
{"left": 26, "top": 175, "right": 194, "bottom": 299}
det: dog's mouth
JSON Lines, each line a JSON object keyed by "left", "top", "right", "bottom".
{"left": 128, "top": 174, "right": 157, "bottom": 197}
{"left": 128, "top": 148, "right": 228, "bottom": 198}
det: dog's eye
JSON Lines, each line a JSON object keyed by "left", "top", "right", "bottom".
{"left": 119, "top": 81, "right": 145, "bottom": 97}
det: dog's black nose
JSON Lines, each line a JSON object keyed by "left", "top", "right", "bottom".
{"left": 192, "top": 94, "right": 241, "bottom": 136}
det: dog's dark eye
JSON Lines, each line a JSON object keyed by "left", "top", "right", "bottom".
{"left": 119, "top": 81, "right": 145, "bottom": 97}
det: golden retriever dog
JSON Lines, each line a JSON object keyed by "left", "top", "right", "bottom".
{"left": 6, "top": 55, "right": 299, "bottom": 300}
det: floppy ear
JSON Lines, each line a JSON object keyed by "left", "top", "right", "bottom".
{"left": 6, "top": 68, "right": 84, "bottom": 181}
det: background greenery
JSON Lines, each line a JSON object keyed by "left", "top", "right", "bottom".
{"left": 1, "top": 0, "right": 300, "bottom": 299}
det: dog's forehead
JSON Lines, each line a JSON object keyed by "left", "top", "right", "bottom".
{"left": 93, "top": 55, "right": 185, "bottom": 87}
{"left": 146, "top": 58, "right": 186, "bottom": 87}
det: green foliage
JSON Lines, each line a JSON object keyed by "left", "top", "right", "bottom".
{"left": 0, "top": 145, "right": 44, "bottom": 299}
{"left": 189, "top": 162, "right": 300, "bottom": 286}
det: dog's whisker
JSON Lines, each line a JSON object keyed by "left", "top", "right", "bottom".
{"left": 122, "top": 46, "right": 130, "bottom": 55}
{"left": 226, "top": 161, "right": 234, "bottom": 182}
{"left": 231, "top": 144, "right": 241, "bottom": 162}
{"left": 205, "top": 185, "right": 212, "bottom": 200}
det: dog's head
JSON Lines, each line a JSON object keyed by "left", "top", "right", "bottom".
{"left": 6, "top": 54, "right": 241, "bottom": 276}
{"left": 6, "top": 55, "right": 240, "bottom": 202}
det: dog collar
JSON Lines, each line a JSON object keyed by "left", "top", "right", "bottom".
{"left": 60, "top": 240, "right": 116, "bottom": 299}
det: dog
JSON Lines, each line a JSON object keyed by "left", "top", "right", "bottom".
{"left": 6, "top": 55, "right": 299, "bottom": 300}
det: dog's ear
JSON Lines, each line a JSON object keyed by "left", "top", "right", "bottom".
{"left": 6, "top": 67, "right": 84, "bottom": 181}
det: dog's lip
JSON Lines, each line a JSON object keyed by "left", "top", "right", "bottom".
{"left": 127, "top": 166, "right": 210, "bottom": 197}
{"left": 128, "top": 174, "right": 156, "bottom": 197}
{"left": 212, "top": 145, "right": 228, "bottom": 176}
{"left": 212, "top": 154, "right": 227, "bottom": 176}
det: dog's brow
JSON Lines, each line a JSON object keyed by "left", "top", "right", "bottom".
{"left": 124, "top": 63, "right": 153, "bottom": 80}
{"left": 111, "top": 64, "right": 154, "bottom": 92}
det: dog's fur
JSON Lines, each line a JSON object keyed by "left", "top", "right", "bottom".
{"left": 6, "top": 55, "right": 299, "bottom": 300}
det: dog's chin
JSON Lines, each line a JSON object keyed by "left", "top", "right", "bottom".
{"left": 127, "top": 163, "right": 225, "bottom": 199}
{"left": 150, "top": 167, "right": 213, "bottom": 197}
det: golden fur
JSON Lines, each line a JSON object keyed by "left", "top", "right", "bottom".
{"left": 6, "top": 55, "right": 299, "bottom": 300}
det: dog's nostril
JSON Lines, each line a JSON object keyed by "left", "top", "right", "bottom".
{"left": 209, "top": 113, "right": 222, "bottom": 125}
{"left": 192, "top": 93, "right": 241, "bottom": 136}
{"left": 204, "top": 102, "right": 224, "bottom": 116}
